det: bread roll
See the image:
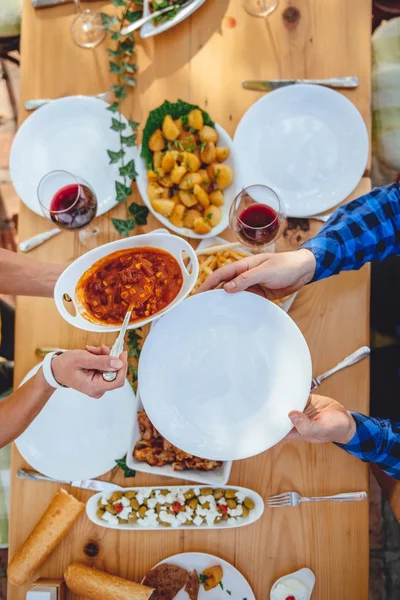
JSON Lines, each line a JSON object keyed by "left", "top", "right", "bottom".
{"left": 8, "top": 488, "right": 84, "bottom": 586}
{"left": 64, "top": 563, "right": 154, "bottom": 600}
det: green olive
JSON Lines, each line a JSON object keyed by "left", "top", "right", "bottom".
{"left": 142, "top": 499, "right": 148, "bottom": 507}
{"left": 187, "top": 498, "right": 198, "bottom": 510}
{"left": 155, "top": 503, "right": 162, "bottom": 514}
{"left": 244, "top": 497, "right": 255, "bottom": 510}
{"left": 160, "top": 490, "right": 169, "bottom": 496}
{"left": 202, "top": 501, "right": 210, "bottom": 509}
{"left": 227, "top": 499, "right": 237, "bottom": 509}
{"left": 150, "top": 490, "right": 157, "bottom": 498}
{"left": 225, "top": 489, "right": 237, "bottom": 499}
{"left": 96, "top": 508, "right": 105, "bottom": 519}
{"left": 139, "top": 506, "right": 147, "bottom": 518}
{"left": 200, "top": 487, "right": 213, "bottom": 496}
{"left": 185, "top": 519, "right": 192, "bottom": 525}
{"left": 105, "top": 504, "right": 117, "bottom": 515}
{"left": 158, "top": 518, "right": 171, "bottom": 527}
{"left": 128, "top": 513, "right": 138, "bottom": 523}
{"left": 124, "top": 491, "right": 137, "bottom": 499}
{"left": 220, "top": 514, "right": 229, "bottom": 521}
{"left": 130, "top": 499, "right": 139, "bottom": 511}
{"left": 118, "top": 518, "right": 128, "bottom": 524}
{"left": 97, "top": 499, "right": 104, "bottom": 508}
{"left": 241, "top": 505, "right": 250, "bottom": 518}
{"left": 213, "top": 489, "right": 224, "bottom": 500}
{"left": 184, "top": 489, "right": 195, "bottom": 500}
{"left": 109, "top": 492, "right": 123, "bottom": 503}
{"left": 214, "top": 516, "right": 222, "bottom": 524}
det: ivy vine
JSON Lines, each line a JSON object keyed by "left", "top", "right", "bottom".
{"left": 101, "top": 0, "right": 149, "bottom": 237}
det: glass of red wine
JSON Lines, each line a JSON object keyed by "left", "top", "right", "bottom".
{"left": 38, "top": 170, "right": 99, "bottom": 248}
{"left": 229, "top": 184, "right": 286, "bottom": 252}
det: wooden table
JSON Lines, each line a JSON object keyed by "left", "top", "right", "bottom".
{"left": 9, "top": 0, "right": 372, "bottom": 598}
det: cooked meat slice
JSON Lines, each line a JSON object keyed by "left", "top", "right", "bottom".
{"left": 138, "top": 411, "right": 154, "bottom": 440}
{"left": 172, "top": 461, "right": 186, "bottom": 471}
{"left": 143, "top": 564, "right": 190, "bottom": 600}
{"left": 185, "top": 570, "right": 200, "bottom": 600}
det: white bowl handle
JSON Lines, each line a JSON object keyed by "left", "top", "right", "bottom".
{"left": 176, "top": 240, "right": 199, "bottom": 288}
{"left": 54, "top": 278, "right": 80, "bottom": 321}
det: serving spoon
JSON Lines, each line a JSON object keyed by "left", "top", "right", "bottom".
{"left": 102, "top": 304, "right": 134, "bottom": 382}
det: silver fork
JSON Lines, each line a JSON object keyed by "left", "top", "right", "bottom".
{"left": 311, "top": 346, "right": 370, "bottom": 391}
{"left": 24, "top": 91, "right": 110, "bottom": 111}
{"left": 268, "top": 491, "right": 368, "bottom": 507}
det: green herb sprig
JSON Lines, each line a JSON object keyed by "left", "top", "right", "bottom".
{"left": 101, "top": 0, "right": 149, "bottom": 237}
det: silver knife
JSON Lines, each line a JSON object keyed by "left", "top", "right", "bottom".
{"left": 17, "top": 469, "right": 123, "bottom": 491}
{"left": 242, "top": 77, "right": 359, "bottom": 91}
{"left": 311, "top": 346, "right": 370, "bottom": 391}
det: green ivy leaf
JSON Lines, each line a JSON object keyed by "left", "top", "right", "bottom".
{"left": 112, "top": 218, "right": 135, "bottom": 236}
{"left": 129, "top": 202, "right": 149, "bottom": 226}
{"left": 122, "top": 61, "right": 137, "bottom": 74}
{"left": 115, "top": 180, "right": 132, "bottom": 202}
{"left": 111, "top": 31, "right": 122, "bottom": 41}
{"left": 127, "top": 330, "right": 142, "bottom": 358}
{"left": 111, "top": 0, "right": 126, "bottom": 6}
{"left": 109, "top": 60, "right": 123, "bottom": 74}
{"left": 122, "top": 75, "right": 136, "bottom": 87}
{"left": 121, "top": 134, "right": 137, "bottom": 147}
{"left": 128, "top": 364, "right": 138, "bottom": 381}
{"left": 111, "top": 117, "right": 126, "bottom": 132}
{"left": 120, "top": 39, "right": 135, "bottom": 55}
{"left": 119, "top": 159, "right": 137, "bottom": 180}
{"left": 115, "top": 455, "right": 136, "bottom": 478}
{"left": 128, "top": 120, "right": 139, "bottom": 131}
{"left": 115, "top": 85, "right": 127, "bottom": 99}
{"left": 107, "top": 148, "right": 125, "bottom": 164}
{"left": 100, "top": 12, "right": 118, "bottom": 28}
{"left": 107, "top": 101, "right": 120, "bottom": 113}
{"left": 107, "top": 48, "right": 121, "bottom": 57}
{"left": 125, "top": 9, "right": 142, "bottom": 23}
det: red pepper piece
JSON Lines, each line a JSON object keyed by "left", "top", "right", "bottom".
{"left": 171, "top": 502, "right": 182, "bottom": 513}
{"left": 114, "top": 503, "right": 123, "bottom": 513}
{"left": 218, "top": 504, "right": 228, "bottom": 515}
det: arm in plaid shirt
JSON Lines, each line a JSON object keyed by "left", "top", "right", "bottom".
{"left": 302, "top": 183, "right": 400, "bottom": 478}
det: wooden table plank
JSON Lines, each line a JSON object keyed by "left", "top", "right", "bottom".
{"left": 9, "top": 0, "right": 372, "bottom": 598}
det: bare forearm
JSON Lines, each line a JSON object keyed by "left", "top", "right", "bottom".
{"left": 0, "top": 370, "right": 54, "bottom": 447}
{"left": 0, "top": 249, "right": 64, "bottom": 297}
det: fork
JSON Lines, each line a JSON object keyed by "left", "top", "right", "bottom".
{"left": 24, "top": 91, "right": 110, "bottom": 111}
{"left": 268, "top": 491, "right": 368, "bottom": 507}
{"left": 311, "top": 346, "right": 370, "bottom": 391}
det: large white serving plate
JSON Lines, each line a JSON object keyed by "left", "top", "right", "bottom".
{"left": 139, "top": 290, "right": 311, "bottom": 461}
{"left": 54, "top": 231, "right": 198, "bottom": 332}
{"left": 135, "top": 124, "right": 240, "bottom": 239}
{"left": 140, "top": 0, "right": 206, "bottom": 39}
{"left": 126, "top": 388, "right": 232, "bottom": 485}
{"left": 16, "top": 364, "right": 136, "bottom": 480}
{"left": 143, "top": 552, "right": 255, "bottom": 599}
{"left": 86, "top": 485, "right": 264, "bottom": 531}
{"left": 10, "top": 96, "right": 135, "bottom": 217}
{"left": 234, "top": 84, "right": 369, "bottom": 217}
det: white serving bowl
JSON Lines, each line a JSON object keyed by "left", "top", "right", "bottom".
{"left": 54, "top": 231, "right": 198, "bottom": 332}
{"left": 135, "top": 124, "right": 241, "bottom": 239}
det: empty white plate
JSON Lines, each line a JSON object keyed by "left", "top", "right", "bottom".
{"left": 234, "top": 84, "right": 369, "bottom": 217}
{"left": 139, "top": 290, "right": 311, "bottom": 461}
{"left": 144, "top": 552, "right": 255, "bottom": 599}
{"left": 10, "top": 96, "right": 136, "bottom": 217}
{"left": 16, "top": 363, "right": 136, "bottom": 480}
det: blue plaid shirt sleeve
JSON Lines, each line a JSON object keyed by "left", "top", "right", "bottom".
{"left": 301, "top": 183, "right": 400, "bottom": 281}
{"left": 335, "top": 413, "right": 400, "bottom": 478}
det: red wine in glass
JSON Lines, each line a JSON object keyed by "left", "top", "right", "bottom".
{"left": 50, "top": 183, "right": 97, "bottom": 230}
{"left": 238, "top": 204, "right": 279, "bottom": 246}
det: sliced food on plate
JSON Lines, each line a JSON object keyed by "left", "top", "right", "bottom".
{"left": 136, "top": 100, "right": 238, "bottom": 238}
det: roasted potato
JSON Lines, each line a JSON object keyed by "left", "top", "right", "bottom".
{"left": 178, "top": 131, "right": 198, "bottom": 151}
{"left": 200, "top": 142, "right": 217, "bottom": 165}
{"left": 207, "top": 163, "right": 234, "bottom": 190}
{"left": 205, "top": 205, "right": 222, "bottom": 227}
{"left": 149, "top": 129, "right": 166, "bottom": 152}
{"left": 193, "top": 184, "right": 210, "bottom": 209}
{"left": 174, "top": 118, "right": 183, "bottom": 133}
{"left": 179, "top": 172, "right": 203, "bottom": 190}
{"left": 209, "top": 190, "right": 225, "bottom": 207}
{"left": 159, "top": 175, "right": 174, "bottom": 188}
{"left": 216, "top": 147, "right": 230, "bottom": 162}
{"left": 170, "top": 165, "right": 187, "bottom": 185}
{"left": 183, "top": 152, "right": 201, "bottom": 172}
{"left": 198, "top": 169, "right": 211, "bottom": 184}
{"left": 151, "top": 199, "right": 175, "bottom": 217}
{"left": 147, "top": 169, "right": 164, "bottom": 182}
{"left": 147, "top": 182, "right": 165, "bottom": 201}
{"left": 193, "top": 217, "right": 212, "bottom": 235}
{"left": 153, "top": 151, "right": 163, "bottom": 169}
{"left": 199, "top": 125, "right": 218, "bottom": 144}
{"left": 188, "top": 108, "right": 204, "bottom": 130}
{"left": 202, "top": 566, "right": 223, "bottom": 591}
{"left": 162, "top": 115, "right": 180, "bottom": 141}
{"left": 169, "top": 204, "right": 185, "bottom": 228}
{"left": 179, "top": 191, "right": 197, "bottom": 207}
{"left": 161, "top": 151, "right": 177, "bottom": 173}
{"left": 183, "top": 208, "right": 202, "bottom": 229}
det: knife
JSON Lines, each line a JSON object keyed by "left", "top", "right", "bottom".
{"left": 242, "top": 77, "right": 359, "bottom": 91}
{"left": 17, "top": 469, "right": 123, "bottom": 491}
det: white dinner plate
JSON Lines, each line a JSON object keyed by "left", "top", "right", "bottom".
{"left": 140, "top": 0, "right": 206, "bottom": 39}
{"left": 234, "top": 84, "right": 369, "bottom": 217}
{"left": 144, "top": 552, "right": 255, "bottom": 599}
{"left": 15, "top": 363, "right": 136, "bottom": 480}
{"left": 139, "top": 290, "right": 311, "bottom": 461}
{"left": 10, "top": 96, "right": 136, "bottom": 218}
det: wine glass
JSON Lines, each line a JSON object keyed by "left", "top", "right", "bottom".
{"left": 229, "top": 184, "right": 286, "bottom": 253}
{"left": 244, "top": 0, "right": 279, "bottom": 17}
{"left": 71, "top": 0, "right": 106, "bottom": 49}
{"left": 38, "top": 170, "right": 99, "bottom": 248}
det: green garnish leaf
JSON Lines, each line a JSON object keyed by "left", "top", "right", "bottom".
{"left": 100, "top": 12, "right": 118, "bottom": 28}
{"left": 226, "top": 591, "right": 231, "bottom": 596}
{"left": 127, "top": 330, "right": 142, "bottom": 358}
{"left": 219, "top": 582, "right": 224, "bottom": 590}
{"left": 107, "top": 148, "right": 125, "bottom": 164}
{"left": 111, "top": 0, "right": 126, "bottom": 6}
{"left": 199, "top": 574, "right": 208, "bottom": 585}
{"left": 115, "top": 180, "right": 132, "bottom": 202}
{"left": 119, "top": 159, "right": 137, "bottom": 180}
{"left": 125, "top": 9, "right": 143, "bottom": 23}
{"left": 115, "top": 455, "right": 136, "bottom": 478}
{"left": 141, "top": 100, "right": 214, "bottom": 169}
{"left": 181, "top": 114, "right": 189, "bottom": 126}
{"left": 121, "top": 134, "right": 137, "bottom": 147}
{"left": 129, "top": 202, "right": 149, "bottom": 225}
{"left": 112, "top": 218, "right": 135, "bottom": 236}
{"left": 111, "top": 117, "right": 127, "bottom": 132}
{"left": 205, "top": 212, "right": 213, "bottom": 221}
{"left": 122, "top": 75, "right": 136, "bottom": 87}
{"left": 200, "top": 140, "right": 207, "bottom": 153}
{"left": 107, "top": 101, "right": 120, "bottom": 113}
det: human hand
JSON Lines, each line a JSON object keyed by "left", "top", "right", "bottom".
{"left": 51, "top": 346, "right": 128, "bottom": 398}
{"left": 285, "top": 394, "right": 357, "bottom": 445}
{"left": 198, "top": 248, "right": 316, "bottom": 300}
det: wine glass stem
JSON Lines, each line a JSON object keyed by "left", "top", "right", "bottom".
{"left": 74, "top": 0, "right": 83, "bottom": 14}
